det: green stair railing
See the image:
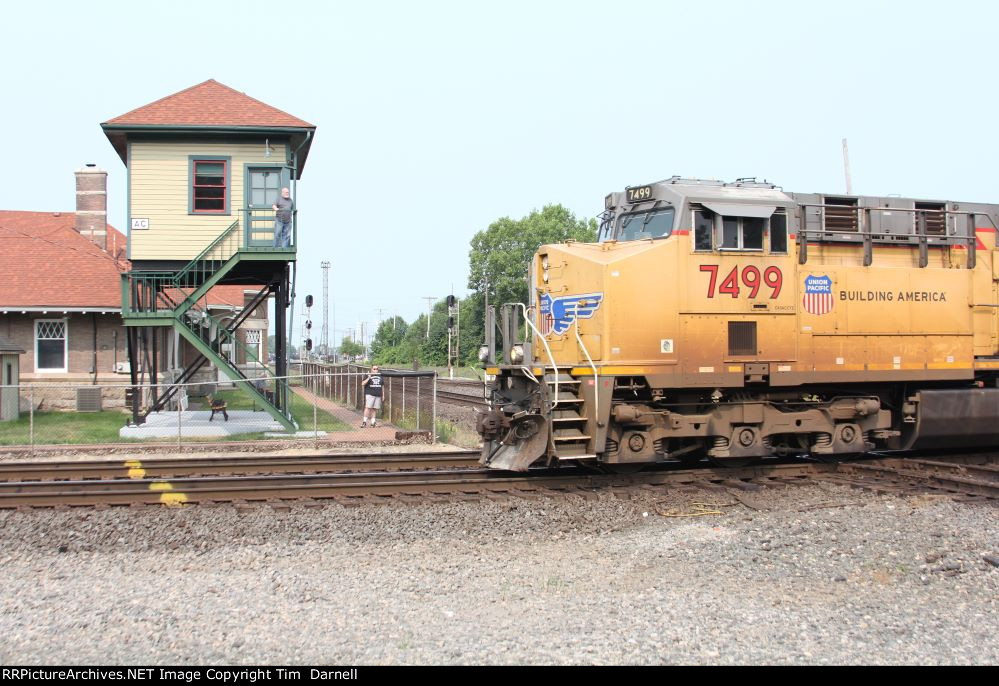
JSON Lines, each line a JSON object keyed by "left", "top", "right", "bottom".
{"left": 144, "top": 286, "right": 277, "bottom": 417}
{"left": 177, "top": 304, "right": 292, "bottom": 425}
{"left": 123, "top": 220, "right": 242, "bottom": 318}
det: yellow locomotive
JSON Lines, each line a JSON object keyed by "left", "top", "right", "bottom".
{"left": 477, "top": 177, "right": 999, "bottom": 471}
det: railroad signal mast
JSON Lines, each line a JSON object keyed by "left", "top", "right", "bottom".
{"left": 302, "top": 294, "right": 314, "bottom": 360}
{"left": 446, "top": 294, "right": 459, "bottom": 379}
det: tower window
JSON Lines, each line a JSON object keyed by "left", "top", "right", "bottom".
{"left": 191, "top": 158, "right": 229, "bottom": 213}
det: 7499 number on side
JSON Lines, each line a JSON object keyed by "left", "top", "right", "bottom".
{"left": 699, "top": 265, "right": 783, "bottom": 299}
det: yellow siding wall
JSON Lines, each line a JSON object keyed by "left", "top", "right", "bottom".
{"left": 129, "top": 141, "right": 288, "bottom": 261}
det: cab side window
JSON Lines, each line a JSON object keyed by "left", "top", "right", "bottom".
{"left": 720, "top": 217, "right": 764, "bottom": 251}
{"left": 743, "top": 218, "right": 765, "bottom": 250}
{"left": 770, "top": 213, "right": 788, "bottom": 253}
{"left": 694, "top": 209, "right": 714, "bottom": 251}
{"left": 695, "top": 207, "right": 787, "bottom": 254}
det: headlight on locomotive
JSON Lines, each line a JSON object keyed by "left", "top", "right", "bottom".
{"left": 478, "top": 345, "right": 489, "bottom": 363}
{"left": 510, "top": 344, "right": 525, "bottom": 365}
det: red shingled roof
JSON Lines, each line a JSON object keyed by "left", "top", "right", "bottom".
{"left": 0, "top": 211, "right": 127, "bottom": 309}
{"left": 162, "top": 285, "right": 265, "bottom": 310}
{"left": 204, "top": 285, "right": 264, "bottom": 308}
{"left": 103, "top": 79, "right": 314, "bottom": 129}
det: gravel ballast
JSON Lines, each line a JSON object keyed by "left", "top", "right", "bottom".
{"left": 0, "top": 482, "right": 996, "bottom": 665}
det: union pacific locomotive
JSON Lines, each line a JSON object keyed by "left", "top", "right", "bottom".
{"left": 476, "top": 177, "right": 999, "bottom": 471}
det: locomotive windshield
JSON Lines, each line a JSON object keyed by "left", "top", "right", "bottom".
{"left": 612, "top": 207, "right": 676, "bottom": 242}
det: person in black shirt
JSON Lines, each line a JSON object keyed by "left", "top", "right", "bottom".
{"left": 361, "top": 365, "right": 383, "bottom": 427}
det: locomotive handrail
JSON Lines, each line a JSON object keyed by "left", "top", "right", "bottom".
{"left": 573, "top": 316, "right": 599, "bottom": 426}
{"left": 517, "top": 303, "right": 560, "bottom": 411}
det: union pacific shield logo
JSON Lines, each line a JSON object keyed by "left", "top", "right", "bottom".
{"left": 803, "top": 275, "right": 834, "bottom": 315}
{"left": 539, "top": 292, "right": 604, "bottom": 335}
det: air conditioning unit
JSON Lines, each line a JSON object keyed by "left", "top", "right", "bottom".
{"left": 114, "top": 362, "right": 131, "bottom": 374}
{"left": 76, "top": 387, "right": 103, "bottom": 412}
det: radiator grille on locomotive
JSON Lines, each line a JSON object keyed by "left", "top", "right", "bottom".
{"left": 728, "top": 321, "right": 757, "bottom": 356}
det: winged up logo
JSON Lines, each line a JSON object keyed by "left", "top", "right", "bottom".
{"left": 538, "top": 292, "right": 604, "bottom": 335}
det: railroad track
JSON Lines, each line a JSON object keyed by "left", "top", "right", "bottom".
{"left": 436, "top": 390, "right": 487, "bottom": 408}
{"left": 0, "top": 452, "right": 994, "bottom": 510}
{"left": 0, "top": 450, "right": 480, "bottom": 482}
{"left": 0, "top": 461, "right": 827, "bottom": 509}
{"left": 830, "top": 454, "right": 999, "bottom": 501}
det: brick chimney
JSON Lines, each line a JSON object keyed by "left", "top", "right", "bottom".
{"left": 75, "top": 164, "right": 107, "bottom": 251}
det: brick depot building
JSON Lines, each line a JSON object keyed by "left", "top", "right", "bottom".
{"left": 0, "top": 167, "right": 129, "bottom": 408}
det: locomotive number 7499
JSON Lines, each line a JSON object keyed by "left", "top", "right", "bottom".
{"left": 699, "top": 265, "right": 783, "bottom": 299}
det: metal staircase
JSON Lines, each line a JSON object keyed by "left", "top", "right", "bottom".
{"left": 546, "top": 373, "right": 594, "bottom": 461}
{"left": 121, "top": 218, "right": 296, "bottom": 431}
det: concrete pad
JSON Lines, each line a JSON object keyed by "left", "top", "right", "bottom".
{"left": 119, "top": 411, "right": 286, "bottom": 439}
{"left": 264, "top": 431, "right": 329, "bottom": 439}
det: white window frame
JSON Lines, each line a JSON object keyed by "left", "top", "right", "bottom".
{"left": 35, "top": 318, "right": 68, "bottom": 373}
{"left": 245, "top": 329, "right": 263, "bottom": 361}
{"left": 718, "top": 216, "right": 766, "bottom": 252}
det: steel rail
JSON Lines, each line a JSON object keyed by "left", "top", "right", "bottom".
{"left": 435, "top": 391, "right": 488, "bottom": 407}
{"left": 834, "top": 458, "right": 999, "bottom": 499}
{"left": 0, "top": 462, "right": 831, "bottom": 509}
{"left": 0, "top": 450, "right": 479, "bottom": 482}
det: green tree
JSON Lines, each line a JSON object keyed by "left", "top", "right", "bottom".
{"left": 467, "top": 204, "right": 597, "bottom": 307}
{"left": 457, "top": 291, "right": 485, "bottom": 366}
{"left": 370, "top": 316, "right": 408, "bottom": 363}
{"left": 338, "top": 336, "right": 365, "bottom": 360}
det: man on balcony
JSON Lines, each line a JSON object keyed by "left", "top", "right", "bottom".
{"left": 272, "top": 187, "right": 294, "bottom": 248}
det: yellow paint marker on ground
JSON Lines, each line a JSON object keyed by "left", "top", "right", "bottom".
{"left": 149, "top": 481, "right": 188, "bottom": 507}
{"left": 124, "top": 459, "right": 146, "bottom": 480}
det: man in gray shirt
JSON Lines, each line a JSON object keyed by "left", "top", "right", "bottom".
{"left": 272, "top": 187, "right": 294, "bottom": 247}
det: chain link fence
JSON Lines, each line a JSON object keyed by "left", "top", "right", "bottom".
{"left": 0, "top": 368, "right": 441, "bottom": 454}
{"left": 301, "top": 363, "right": 437, "bottom": 435}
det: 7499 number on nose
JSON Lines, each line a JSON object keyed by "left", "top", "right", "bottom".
{"left": 699, "top": 265, "right": 783, "bottom": 299}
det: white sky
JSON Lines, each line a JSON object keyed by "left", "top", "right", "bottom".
{"left": 3, "top": 0, "right": 998, "bottom": 345}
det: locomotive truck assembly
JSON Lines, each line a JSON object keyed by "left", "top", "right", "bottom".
{"left": 477, "top": 177, "right": 999, "bottom": 471}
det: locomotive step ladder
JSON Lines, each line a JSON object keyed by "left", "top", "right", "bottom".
{"left": 545, "top": 373, "right": 594, "bottom": 460}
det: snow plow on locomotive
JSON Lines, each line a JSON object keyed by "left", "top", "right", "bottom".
{"left": 476, "top": 177, "right": 999, "bottom": 471}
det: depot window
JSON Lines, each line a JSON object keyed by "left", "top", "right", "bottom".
{"left": 35, "top": 319, "right": 67, "bottom": 373}
{"left": 189, "top": 157, "right": 230, "bottom": 214}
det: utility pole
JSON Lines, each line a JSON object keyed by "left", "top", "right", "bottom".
{"left": 422, "top": 296, "right": 436, "bottom": 338}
